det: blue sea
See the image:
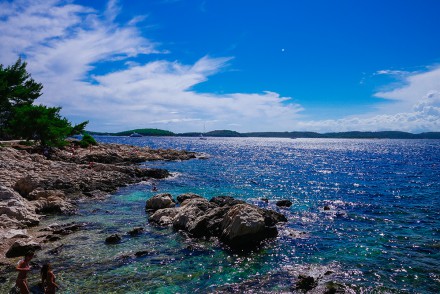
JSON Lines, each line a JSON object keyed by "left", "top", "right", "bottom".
{"left": 2, "top": 137, "right": 440, "bottom": 293}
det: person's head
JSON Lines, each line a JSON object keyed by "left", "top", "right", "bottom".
{"left": 24, "top": 251, "right": 34, "bottom": 261}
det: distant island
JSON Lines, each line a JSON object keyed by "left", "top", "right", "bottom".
{"left": 88, "top": 128, "right": 440, "bottom": 139}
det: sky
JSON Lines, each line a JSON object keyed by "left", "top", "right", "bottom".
{"left": 0, "top": 0, "right": 439, "bottom": 133}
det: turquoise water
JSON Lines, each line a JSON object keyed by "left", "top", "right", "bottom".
{"left": 2, "top": 137, "right": 439, "bottom": 293}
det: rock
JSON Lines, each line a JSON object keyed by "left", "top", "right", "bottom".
{"left": 5, "top": 240, "right": 41, "bottom": 258}
{"left": 32, "top": 190, "right": 75, "bottom": 214}
{"left": 0, "top": 186, "right": 40, "bottom": 228}
{"left": 295, "top": 275, "right": 317, "bottom": 291}
{"left": 173, "top": 198, "right": 214, "bottom": 231}
{"left": 13, "top": 176, "right": 42, "bottom": 198}
{"left": 140, "top": 168, "right": 170, "bottom": 179}
{"left": 43, "top": 235, "right": 62, "bottom": 242}
{"left": 210, "top": 196, "right": 246, "bottom": 207}
{"left": 176, "top": 193, "right": 203, "bottom": 204}
{"left": 0, "top": 229, "right": 29, "bottom": 240}
{"left": 259, "top": 208, "right": 288, "bottom": 226}
{"left": 47, "top": 244, "right": 64, "bottom": 255}
{"left": 276, "top": 199, "right": 292, "bottom": 207}
{"left": 27, "top": 189, "right": 64, "bottom": 200}
{"left": 105, "top": 234, "right": 121, "bottom": 244}
{"left": 187, "top": 206, "right": 229, "bottom": 237}
{"left": 220, "top": 204, "right": 278, "bottom": 248}
{"left": 48, "top": 222, "right": 83, "bottom": 235}
{"left": 145, "top": 193, "right": 176, "bottom": 211}
{"left": 128, "top": 227, "right": 144, "bottom": 236}
{"left": 135, "top": 250, "right": 152, "bottom": 257}
{"left": 149, "top": 208, "right": 179, "bottom": 226}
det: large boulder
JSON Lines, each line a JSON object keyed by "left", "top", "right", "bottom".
{"left": 0, "top": 186, "right": 40, "bottom": 228}
{"left": 187, "top": 206, "right": 229, "bottom": 237}
{"left": 176, "top": 193, "right": 203, "bottom": 204}
{"left": 210, "top": 196, "right": 245, "bottom": 207}
{"left": 149, "top": 208, "right": 179, "bottom": 226}
{"left": 145, "top": 193, "right": 176, "bottom": 211}
{"left": 220, "top": 204, "right": 278, "bottom": 248}
{"left": 5, "top": 240, "right": 41, "bottom": 258}
{"left": 173, "top": 198, "right": 214, "bottom": 231}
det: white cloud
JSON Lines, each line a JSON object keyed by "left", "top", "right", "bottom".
{"left": 299, "top": 71, "right": 440, "bottom": 132}
{"left": 0, "top": 0, "right": 303, "bottom": 132}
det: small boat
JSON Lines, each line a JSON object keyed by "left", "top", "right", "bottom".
{"left": 199, "top": 124, "right": 207, "bottom": 140}
{"left": 129, "top": 132, "right": 143, "bottom": 137}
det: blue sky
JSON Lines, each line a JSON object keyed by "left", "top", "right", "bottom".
{"left": 1, "top": 0, "right": 439, "bottom": 132}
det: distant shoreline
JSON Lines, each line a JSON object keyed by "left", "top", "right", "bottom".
{"left": 88, "top": 129, "right": 440, "bottom": 139}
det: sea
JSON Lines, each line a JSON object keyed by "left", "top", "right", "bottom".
{"left": 2, "top": 137, "right": 439, "bottom": 293}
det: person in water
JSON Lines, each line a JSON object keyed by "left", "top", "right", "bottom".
{"left": 16, "top": 251, "right": 34, "bottom": 294}
{"left": 41, "top": 263, "right": 59, "bottom": 294}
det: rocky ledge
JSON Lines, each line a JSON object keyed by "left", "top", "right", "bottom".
{"left": 146, "top": 193, "right": 287, "bottom": 250}
{"left": 0, "top": 142, "right": 198, "bottom": 259}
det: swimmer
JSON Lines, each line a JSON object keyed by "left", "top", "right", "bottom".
{"left": 41, "top": 263, "right": 59, "bottom": 294}
{"left": 16, "top": 251, "right": 34, "bottom": 294}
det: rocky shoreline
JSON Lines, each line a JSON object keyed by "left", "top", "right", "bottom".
{"left": 0, "top": 141, "right": 199, "bottom": 262}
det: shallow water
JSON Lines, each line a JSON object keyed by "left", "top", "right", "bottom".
{"left": 1, "top": 137, "right": 439, "bottom": 293}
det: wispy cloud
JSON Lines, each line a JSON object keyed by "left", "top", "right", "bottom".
{"left": 0, "top": 0, "right": 303, "bottom": 132}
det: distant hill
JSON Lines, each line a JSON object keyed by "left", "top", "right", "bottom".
{"left": 114, "top": 128, "right": 175, "bottom": 136}
{"left": 88, "top": 129, "right": 440, "bottom": 139}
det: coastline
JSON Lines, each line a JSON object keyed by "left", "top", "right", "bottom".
{"left": 0, "top": 141, "right": 198, "bottom": 264}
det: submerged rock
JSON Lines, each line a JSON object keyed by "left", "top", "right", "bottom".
{"left": 296, "top": 275, "right": 317, "bottom": 291}
{"left": 128, "top": 227, "right": 144, "bottom": 236}
{"left": 276, "top": 199, "right": 292, "bottom": 207}
{"left": 105, "top": 234, "right": 122, "bottom": 244}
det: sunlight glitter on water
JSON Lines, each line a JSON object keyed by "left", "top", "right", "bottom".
{"left": 1, "top": 137, "right": 439, "bottom": 293}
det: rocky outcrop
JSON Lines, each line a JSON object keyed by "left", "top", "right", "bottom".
{"left": 147, "top": 193, "right": 287, "bottom": 249}
{"left": 0, "top": 142, "right": 199, "bottom": 259}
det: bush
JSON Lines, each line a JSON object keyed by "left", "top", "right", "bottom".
{"left": 79, "top": 133, "right": 97, "bottom": 148}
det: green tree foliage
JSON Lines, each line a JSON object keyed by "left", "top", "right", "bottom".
{"left": 8, "top": 104, "right": 88, "bottom": 147}
{"left": 0, "top": 58, "right": 43, "bottom": 137}
{"left": 1, "top": 58, "right": 88, "bottom": 145}
{"left": 79, "top": 133, "right": 97, "bottom": 148}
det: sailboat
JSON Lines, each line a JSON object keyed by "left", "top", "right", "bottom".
{"left": 199, "top": 124, "right": 207, "bottom": 140}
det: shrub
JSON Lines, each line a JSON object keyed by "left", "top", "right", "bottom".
{"left": 79, "top": 133, "right": 97, "bottom": 148}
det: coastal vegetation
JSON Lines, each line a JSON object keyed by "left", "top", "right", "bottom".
{"left": 0, "top": 58, "right": 87, "bottom": 147}
{"left": 91, "top": 128, "right": 440, "bottom": 139}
